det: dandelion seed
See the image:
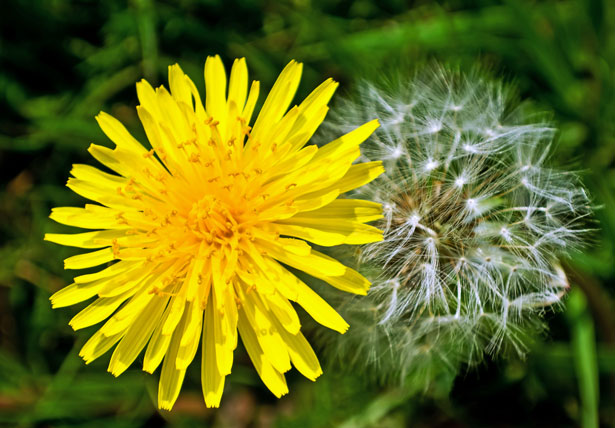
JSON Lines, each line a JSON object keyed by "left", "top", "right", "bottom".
{"left": 427, "top": 120, "right": 442, "bottom": 134}
{"left": 45, "top": 56, "right": 384, "bottom": 410}
{"left": 423, "top": 158, "right": 439, "bottom": 172}
{"left": 391, "top": 146, "right": 404, "bottom": 159}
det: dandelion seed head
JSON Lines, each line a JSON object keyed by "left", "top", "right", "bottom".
{"left": 318, "top": 65, "right": 591, "bottom": 385}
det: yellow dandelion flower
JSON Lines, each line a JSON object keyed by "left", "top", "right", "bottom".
{"left": 45, "top": 56, "right": 384, "bottom": 410}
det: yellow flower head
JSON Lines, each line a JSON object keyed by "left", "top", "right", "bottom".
{"left": 46, "top": 56, "right": 383, "bottom": 410}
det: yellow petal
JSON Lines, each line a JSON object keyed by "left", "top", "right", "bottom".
{"left": 264, "top": 259, "right": 349, "bottom": 333}
{"left": 275, "top": 237, "right": 312, "bottom": 256}
{"left": 168, "top": 64, "right": 192, "bottom": 107}
{"left": 204, "top": 55, "right": 227, "bottom": 121}
{"left": 156, "top": 86, "right": 191, "bottom": 140}
{"left": 98, "top": 287, "right": 153, "bottom": 336}
{"left": 293, "top": 189, "right": 340, "bottom": 212}
{"left": 313, "top": 119, "right": 379, "bottom": 163}
{"left": 264, "top": 144, "right": 318, "bottom": 184}
{"left": 108, "top": 295, "right": 169, "bottom": 376}
{"left": 73, "top": 260, "right": 139, "bottom": 284}
{"left": 262, "top": 242, "right": 346, "bottom": 277}
{"left": 98, "top": 266, "right": 152, "bottom": 298}
{"left": 50, "top": 282, "right": 103, "bottom": 308}
{"left": 228, "top": 58, "right": 248, "bottom": 113}
{"left": 312, "top": 255, "right": 371, "bottom": 295}
{"left": 69, "top": 291, "right": 132, "bottom": 330}
{"left": 210, "top": 277, "right": 234, "bottom": 375}
{"left": 158, "top": 309, "right": 189, "bottom": 410}
{"left": 45, "top": 229, "right": 127, "bottom": 249}
{"left": 176, "top": 300, "right": 204, "bottom": 370}
{"left": 184, "top": 243, "right": 209, "bottom": 303}
{"left": 285, "top": 78, "right": 338, "bottom": 151}
{"left": 161, "top": 295, "right": 186, "bottom": 336}
{"left": 284, "top": 105, "right": 329, "bottom": 153}
{"left": 267, "top": 292, "right": 301, "bottom": 335}
{"left": 250, "top": 60, "right": 302, "bottom": 144}
{"left": 333, "top": 161, "right": 385, "bottom": 194}
{"left": 293, "top": 199, "right": 383, "bottom": 223}
{"left": 202, "top": 297, "right": 226, "bottom": 408}
{"left": 79, "top": 328, "right": 124, "bottom": 364}
{"left": 136, "top": 79, "right": 162, "bottom": 120}
{"left": 275, "top": 323, "right": 322, "bottom": 381}
{"left": 52, "top": 262, "right": 142, "bottom": 308}
{"left": 136, "top": 106, "right": 176, "bottom": 170}
{"left": 50, "top": 205, "right": 126, "bottom": 230}
{"left": 184, "top": 72, "right": 207, "bottom": 120}
{"left": 87, "top": 144, "right": 169, "bottom": 194}
{"left": 290, "top": 161, "right": 384, "bottom": 215}
{"left": 256, "top": 137, "right": 371, "bottom": 211}
{"left": 221, "top": 284, "right": 239, "bottom": 351}
{"left": 295, "top": 78, "right": 338, "bottom": 119}
{"left": 64, "top": 248, "right": 115, "bottom": 270}
{"left": 70, "top": 163, "right": 125, "bottom": 187}
{"left": 95, "top": 111, "right": 147, "bottom": 154}
{"left": 274, "top": 220, "right": 383, "bottom": 246}
{"left": 241, "top": 80, "right": 260, "bottom": 123}
{"left": 238, "top": 285, "right": 291, "bottom": 373}
{"left": 67, "top": 177, "right": 141, "bottom": 209}
{"left": 237, "top": 310, "right": 288, "bottom": 398}
{"left": 143, "top": 302, "right": 173, "bottom": 373}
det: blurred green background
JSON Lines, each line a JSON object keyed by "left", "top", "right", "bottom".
{"left": 1, "top": 0, "right": 614, "bottom": 426}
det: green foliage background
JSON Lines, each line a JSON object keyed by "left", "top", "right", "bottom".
{"left": 1, "top": 0, "right": 614, "bottom": 426}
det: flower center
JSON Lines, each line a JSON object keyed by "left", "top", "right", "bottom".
{"left": 376, "top": 186, "right": 479, "bottom": 286}
{"left": 186, "top": 195, "right": 243, "bottom": 245}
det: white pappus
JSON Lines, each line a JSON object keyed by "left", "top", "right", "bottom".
{"left": 316, "top": 65, "right": 592, "bottom": 387}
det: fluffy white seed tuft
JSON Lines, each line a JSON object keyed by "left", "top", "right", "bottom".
{"left": 317, "top": 66, "right": 592, "bottom": 386}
